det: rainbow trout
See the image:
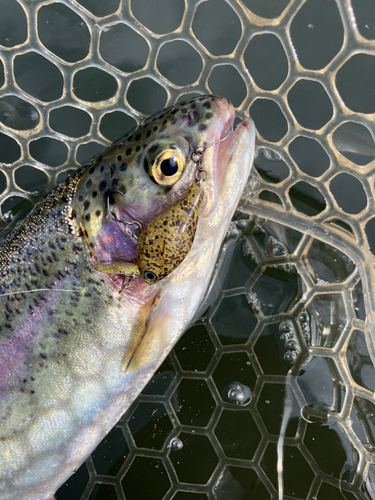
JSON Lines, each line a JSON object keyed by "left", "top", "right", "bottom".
{"left": 0, "top": 95, "right": 255, "bottom": 500}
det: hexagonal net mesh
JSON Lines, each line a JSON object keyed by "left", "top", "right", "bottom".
{"left": 1, "top": 0, "right": 375, "bottom": 499}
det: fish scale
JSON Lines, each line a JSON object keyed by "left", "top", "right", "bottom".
{"left": 0, "top": 95, "right": 255, "bottom": 500}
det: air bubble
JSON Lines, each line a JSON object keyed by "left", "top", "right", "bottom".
{"left": 279, "top": 321, "right": 292, "bottom": 333}
{"left": 284, "top": 351, "right": 297, "bottom": 363}
{"left": 272, "top": 243, "right": 286, "bottom": 256}
{"left": 169, "top": 438, "right": 183, "bottom": 451}
{"left": 223, "top": 381, "right": 252, "bottom": 406}
{"left": 3, "top": 210, "right": 12, "bottom": 221}
{"left": 247, "top": 291, "right": 261, "bottom": 314}
{"left": 299, "top": 312, "right": 307, "bottom": 323}
{"left": 285, "top": 339, "right": 298, "bottom": 351}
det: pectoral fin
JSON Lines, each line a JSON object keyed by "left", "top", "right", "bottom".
{"left": 121, "top": 291, "right": 177, "bottom": 373}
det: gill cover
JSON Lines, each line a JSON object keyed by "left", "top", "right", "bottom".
{"left": 137, "top": 182, "right": 204, "bottom": 284}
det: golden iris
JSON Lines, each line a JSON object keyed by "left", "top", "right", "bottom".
{"left": 151, "top": 149, "right": 185, "bottom": 186}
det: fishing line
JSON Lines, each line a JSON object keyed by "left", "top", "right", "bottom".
{"left": 0, "top": 288, "right": 78, "bottom": 298}
{"left": 277, "top": 372, "right": 295, "bottom": 500}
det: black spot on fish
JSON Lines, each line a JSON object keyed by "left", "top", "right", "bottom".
{"left": 146, "top": 130, "right": 151, "bottom": 138}
{"left": 78, "top": 195, "right": 83, "bottom": 202}
{"left": 85, "top": 214, "right": 90, "bottom": 221}
{"left": 203, "top": 101, "right": 211, "bottom": 108}
{"left": 136, "top": 133, "right": 141, "bottom": 141}
{"left": 199, "top": 124, "right": 207, "bottom": 131}
{"left": 95, "top": 210, "right": 101, "bottom": 217}
{"left": 117, "top": 156, "right": 122, "bottom": 162}
{"left": 143, "top": 158, "right": 149, "bottom": 173}
{"left": 206, "top": 112, "right": 213, "bottom": 119}
{"left": 100, "top": 165, "right": 105, "bottom": 173}
{"left": 120, "top": 163, "right": 127, "bottom": 171}
{"left": 92, "top": 191, "right": 97, "bottom": 198}
{"left": 83, "top": 200, "right": 90, "bottom": 210}
{"left": 89, "top": 166, "right": 95, "bottom": 174}
{"left": 70, "top": 210, "right": 77, "bottom": 219}
{"left": 72, "top": 243, "right": 82, "bottom": 254}
{"left": 136, "top": 145, "right": 141, "bottom": 152}
{"left": 86, "top": 179, "right": 92, "bottom": 188}
{"left": 126, "top": 148, "right": 132, "bottom": 156}
{"left": 181, "top": 107, "right": 187, "bottom": 113}
{"left": 149, "top": 144, "right": 158, "bottom": 154}
{"left": 99, "top": 180, "right": 107, "bottom": 192}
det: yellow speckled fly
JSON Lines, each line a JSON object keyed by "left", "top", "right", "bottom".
{"left": 94, "top": 182, "right": 204, "bottom": 285}
{"left": 138, "top": 182, "right": 204, "bottom": 284}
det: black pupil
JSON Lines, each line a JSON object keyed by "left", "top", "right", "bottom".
{"left": 160, "top": 157, "right": 178, "bottom": 176}
{"left": 144, "top": 271, "right": 157, "bottom": 282}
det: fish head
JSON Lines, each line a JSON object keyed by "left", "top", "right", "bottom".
{"left": 72, "top": 95, "right": 255, "bottom": 293}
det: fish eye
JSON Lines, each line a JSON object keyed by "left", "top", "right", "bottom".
{"left": 151, "top": 148, "right": 185, "bottom": 186}
{"left": 144, "top": 270, "right": 157, "bottom": 283}
{"left": 160, "top": 157, "right": 178, "bottom": 176}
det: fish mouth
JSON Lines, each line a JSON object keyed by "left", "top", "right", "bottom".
{"left": 201, "top": 100, "right": 255, "bottom": 218}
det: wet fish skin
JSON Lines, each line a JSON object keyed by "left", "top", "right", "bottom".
{"left": 0, "top": 95, "right": 255, "bottom": 500}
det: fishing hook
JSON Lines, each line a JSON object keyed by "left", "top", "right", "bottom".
{"left": 107, "top": 197, "right": 142, "bottom": 241}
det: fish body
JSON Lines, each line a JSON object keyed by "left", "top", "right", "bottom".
{"left": 0, "top": 96, "right": 255, "bottom": 500}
